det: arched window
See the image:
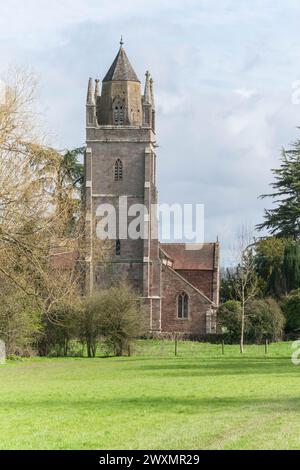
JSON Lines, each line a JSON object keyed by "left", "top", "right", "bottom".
{"left": 116, "top": 239, "right": 121, "bottom": 256}
{"left": 177, "top": 292, "right": 189, "bottom": 319}
{"left": 114, "top": 159, "right": 123, "bottom": 181}
{"left": 113, "top": 98, "right": 124, "bottom": 125}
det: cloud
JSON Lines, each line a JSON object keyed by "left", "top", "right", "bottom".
{"left": 234, "top": 88, "right": 257, "bottom": 100}
{"left": 1, "top": 0, "right": 300, "bottom": 265}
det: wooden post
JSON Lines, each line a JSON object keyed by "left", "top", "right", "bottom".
{"left": 265, "top": 339, "right": 268, "bottom": 355}
{"left": 175, "top": 337, "right": 178, "bottom": 357}
{"left": 128, "top": 343, "right": 131, "bottom": 357}
{"left": 222, "top": 340, "right": 225, "bottom": 355}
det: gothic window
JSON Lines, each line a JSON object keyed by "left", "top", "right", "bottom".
{"left": 177, "top": 292, "right": 189, "bottom": 319}
{"left": 113, "top": 99, "right": 124, "bottom": 125}
{"left": 116, "top": 239, "right": 121, "bottom": 256}
{"left": 114, "top": 159, "right": 123, "bottom": 181}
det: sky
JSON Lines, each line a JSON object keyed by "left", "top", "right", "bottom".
{"left": 1, "top": 0, "right": 300, "bottom": 265}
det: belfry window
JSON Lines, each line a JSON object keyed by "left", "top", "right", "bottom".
{"left": 177, "top": 293, "right": 189, "bottom": 319}
{"left": 114, "top": 159, "right": 123, "bottom": 181}
{"left": 114, "top": 100, "right": 124, "bottom": 125}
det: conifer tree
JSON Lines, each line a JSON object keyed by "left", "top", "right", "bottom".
{"left": 257, "top": 139, "right": 300, "bottom": 238}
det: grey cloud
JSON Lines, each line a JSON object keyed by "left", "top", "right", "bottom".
{"left": 0, "top": 0, "right": 300, "bottom": 265}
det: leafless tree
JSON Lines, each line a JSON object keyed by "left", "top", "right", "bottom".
{"left": 229, "top": 225, "right": 259, "bottom": 353}
{"left": 0, "top": 68, "right": 85, "bottom": 330}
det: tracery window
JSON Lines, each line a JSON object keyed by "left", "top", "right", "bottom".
{"left": 114, "top": 159, "right": 123, "bottom": 181}
{"left": 114, "top": 99, "right": 124, "bottom": 125}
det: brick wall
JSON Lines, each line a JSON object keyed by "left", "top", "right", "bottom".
{"left": 161, "top": 265, "right": 212, "bottom": 335}
{"left": 175, "top": 269, "right": 214, "bottom": 301}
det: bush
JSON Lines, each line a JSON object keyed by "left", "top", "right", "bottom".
{"left": 218, "top": 300, "right": 243, "bottom": 343}
{"left": 245, "top": 298, "right": 285, "bottom": 343}
{"left": 40, "top": 300, "right": 82, "bottom": 357}
{"left": 218, "top": 298, "right": 285, "bottom": 344}
{"left": 281, "top": 289, "right": 300, "bottom": 336}
{"left": 81, "top": 284, "right": 145, "bottom": 357}
{"left": 79, "top": 293, "right": 106, "bottom": 358}
{"left": 0, "top": 289, "right": 42, "bottom": 356}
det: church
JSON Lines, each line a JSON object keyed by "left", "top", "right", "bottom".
{"left": 84, "top": 41, "right": 220, "bottom": 337}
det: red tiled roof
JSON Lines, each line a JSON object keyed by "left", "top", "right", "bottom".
{"left": 160, "top": 243, "right": 217, "bottom": 271}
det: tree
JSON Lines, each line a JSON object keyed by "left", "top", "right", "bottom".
{"left": 218, "top": 298, "right": 284, "bottom": 344}
{"left": 231, "top": 249, "right": 259, "bottom": 353}
{"left": 80, "top": 284, "right": 145, "bottom": 357}
{"left": 218, "top": 300, "right": 242, "bottom": 343}
{"left": 281, "top": 289, "right": 300, "bottom": 336}
{"left": 0, "top": 68, "right": 86, "bottom": 336}
{"left": 255, "top": 238, "right": 300, "bottom": 297}
{"left": 255, "top": 237, "right": 290, "bottom": 297}
{"left": 283, "top": 242, "right": 300, "bottom": 292}
{"left": 245, "top": 298, "right": 285, "bottom": 343}
{"left": 40, "top": 298, "right": 82, "bottom": 357}
{"left": 257, "top": 139, "right": 300, "bottom": 238}
{"left": 227, "top": 226, "right": 259, "bottom": 353}
{"left": 0, "top": 276, "right": 42, "bottom": 355}
{"left": 96, "top": 284, "right": 145, "bottom": 356}
{"left": 78, "top": 294, "right": 103, "bottom": 358}
{"left": 52, "top": 147, "right": 85, "bottom": 236}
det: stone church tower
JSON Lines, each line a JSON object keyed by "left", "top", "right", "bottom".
{"left": 84, "top": 41, "right": 220, "bottom": 336}
{"left": 85, "top": 41, "right": 162, "bottom": 332}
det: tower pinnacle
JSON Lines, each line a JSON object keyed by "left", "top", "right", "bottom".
{"left": 86, "top": 77, "right": 95, "bottom": 105}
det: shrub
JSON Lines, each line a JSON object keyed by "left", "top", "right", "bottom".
{"left": 0, "top": 289, "right": 42, "bottom": 356}
{"left": 218, "top": 298, "right": 285, "bottom": 344}
{"left": 245, "top": 298, "right": 285, "bottom": 343}
{"left": 218, "top": 300, "right": 243, "bottom": 343}
{"left": 81, "top": 283, "right": 145, "bottom": 357}
{"left": 40, "top": 300, "right": 82, "bottom": 357}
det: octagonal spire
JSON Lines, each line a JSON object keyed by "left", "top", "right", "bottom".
{"left": 103, "top": 43, "right": 140, "bottom": 83}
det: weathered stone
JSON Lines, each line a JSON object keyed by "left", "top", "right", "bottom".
{"left": 84, "top": 43, "right": 220, "bottom": 336}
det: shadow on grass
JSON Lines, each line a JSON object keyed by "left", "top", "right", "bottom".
{"left": 2, "top": 395, "right": 300, "bottom": 415}
{"left": 4, "top": 356, "right": 297, "bottom": 380}
{"left": 127, "top": 357, "right": 298, "bottom": 377}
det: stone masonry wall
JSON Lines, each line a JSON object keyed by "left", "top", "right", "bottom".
{"left": 161, "top": 265, "right": 212, "bottom": 335}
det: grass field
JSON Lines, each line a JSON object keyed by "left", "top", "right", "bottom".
{"left": 0, "top": 341, "right": 300, "bottom": 450}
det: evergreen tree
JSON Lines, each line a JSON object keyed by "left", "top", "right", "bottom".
{"left": 257, "top": 139, "right": 300, "bottom": 238}
{"left": 283, "top": 242, "right": 300, "bottom": 292}
{"left": 255, "top": 237, "right": 290, "bottom": 297}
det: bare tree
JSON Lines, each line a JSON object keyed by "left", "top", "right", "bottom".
{"left": 229, "top": 225, "right": 259, "bottom": 353}
{"left": 0, "top": 68, "right": 86, "bottom": 339}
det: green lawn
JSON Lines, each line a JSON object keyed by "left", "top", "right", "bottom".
{"left": 0, "top": 341, "right": 300, "bottom": 450}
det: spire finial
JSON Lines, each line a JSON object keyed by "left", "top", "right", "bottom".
{"left": 120, "top": 35, "right": 124, "bottom": 47}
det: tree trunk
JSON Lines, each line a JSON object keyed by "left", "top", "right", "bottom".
{"left": 63, "top": 338, "right": 69, "bottom": 357}
{"left": 115, "top": 341, "right": 123, "bottom": 357}
{"left": 87, "top": 340, "right": 92, "bottom": 358}
{"left": 240, "top": 303, "right": 245, "bottom": 354}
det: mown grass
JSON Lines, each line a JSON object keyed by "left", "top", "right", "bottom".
{"left": 0, "top": 341, "right": 299, "bottom": 450}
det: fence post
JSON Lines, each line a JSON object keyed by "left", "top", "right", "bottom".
{"left": 265, "top": 339, "right": 268, "bottom": 355}
{"left": 175, "top": 336, "right": 178, "bottom": 357}
{"left": 222, "top": 340, "right": 225, "bottom": 355}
